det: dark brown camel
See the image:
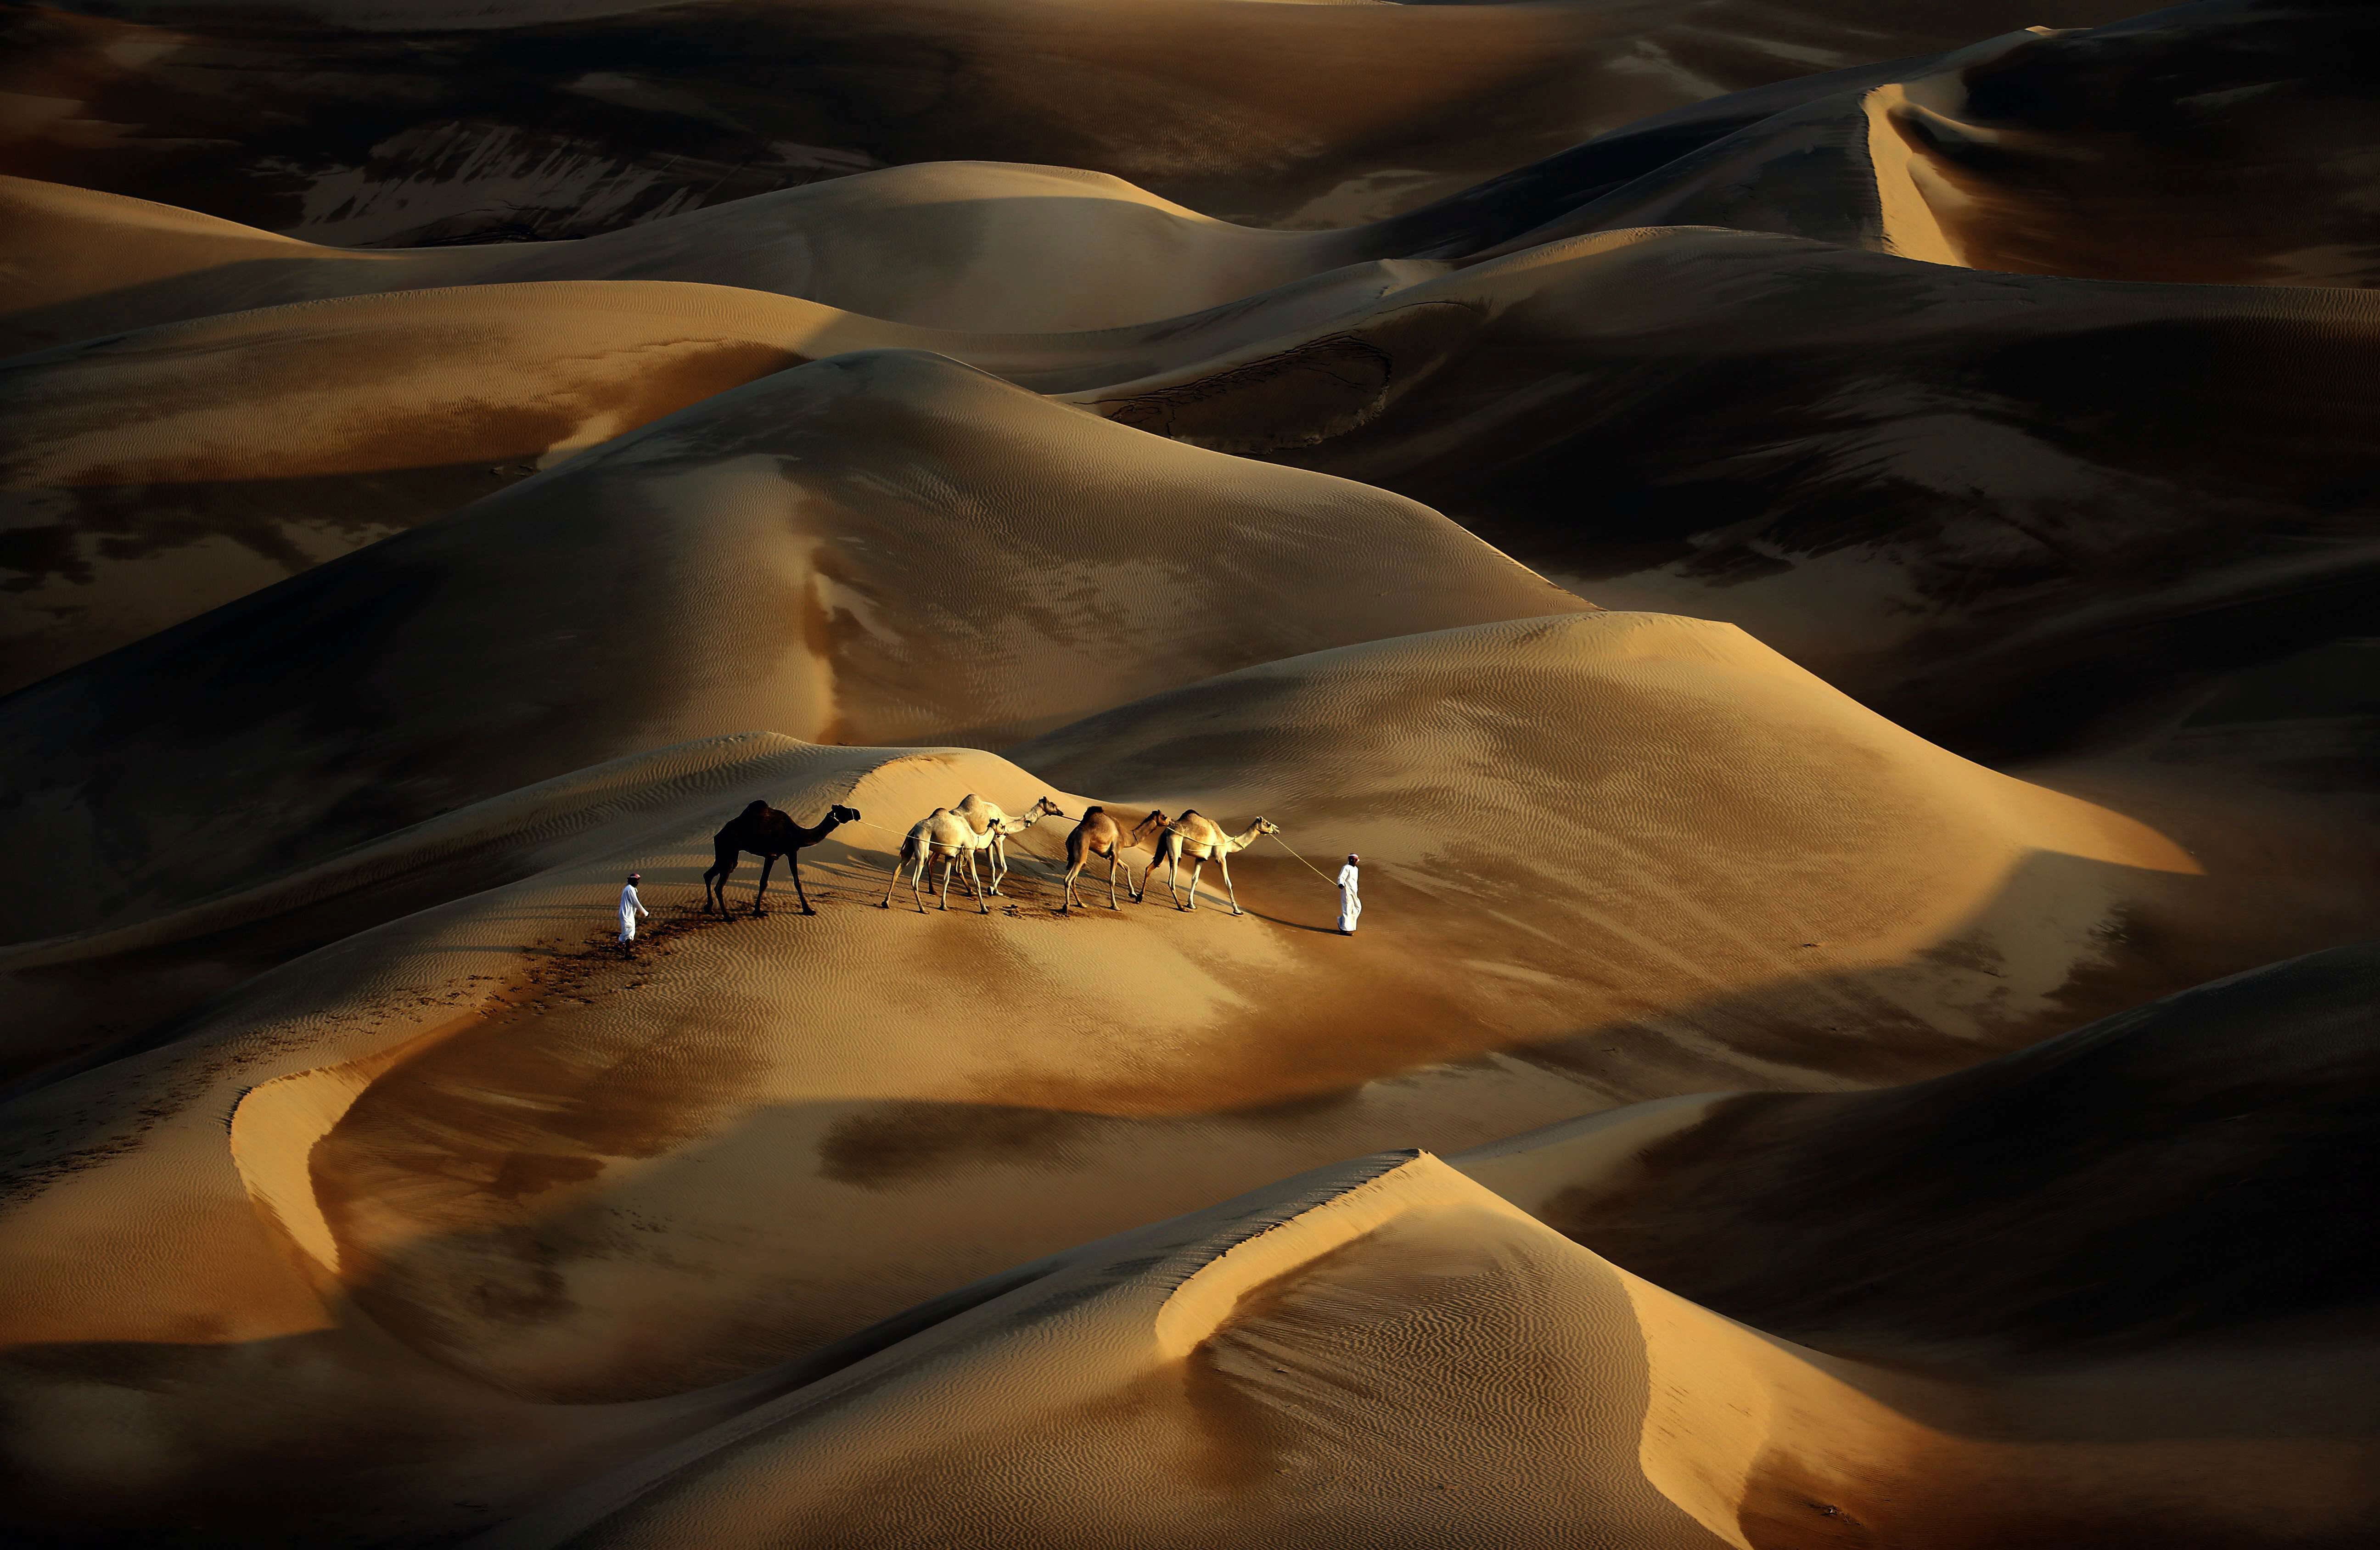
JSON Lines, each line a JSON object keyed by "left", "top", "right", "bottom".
{"left": 703, "top": 799, "right": 862, "bottom": 916}
{"left": 1058, "top": 806, "right": 1170, "bottom": 912}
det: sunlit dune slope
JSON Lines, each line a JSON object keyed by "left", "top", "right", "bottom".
{"left": 1496, "top": 1, "right": 2380, "bottom": 289}
{"left": 0, "top": 0, "right": 2137, "bottom": 242}
{"left": 0, "top": 267, "right": 1454, "bottom": 689}
{"left": 0, "top": 45, "right": 2047, "bottom": 357}
{"left": 484, "top": 1070, "right": 2380, "bottom": 1550}
{"left": 0, "top": 622, "right": 2355, "bottom": 1543}
{"left": 466, "top": 1153, "right": 1736, "bottom": 1550}
{"left": 0, "top": 163, "right": 1390, "bottom": 354}
{"left": 0, "top": 348, "right": 1586, "bottom": 945}
{"left": 1071, "top": 224, "right": 2380, "bottom": 756}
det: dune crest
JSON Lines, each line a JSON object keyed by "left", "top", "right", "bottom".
{"left": 8, "top": 0, "right": 2380, "bottom": 1541}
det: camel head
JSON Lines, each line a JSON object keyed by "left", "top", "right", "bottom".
{"left": 1027, "top": 796, "right": 1067, "bottom": 820}
{"left": 1254, "top": 817, "right": 1282, "bottom": 837}
{"left": 827, "top": 803, "right": 860, "bottom": 825}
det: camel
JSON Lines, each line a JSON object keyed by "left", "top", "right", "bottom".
{"left": 1147, "top": 811, "right": 1281, "bottom": 915}
{"left": 880, "top": 805, "right": 1052, "bottom": 914}
{"left": 702, "top": 799, "right": 862, "bottom": 916}
{"left": 1058, "top": 806, "right": 1172, "bottom": 912}
{"left": 950, "top": 793, "right": 1068, "bottom": 895}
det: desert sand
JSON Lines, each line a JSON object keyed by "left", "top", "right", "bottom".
{"left": 3, "top": 0, "right": 2377, "bottom": 1544}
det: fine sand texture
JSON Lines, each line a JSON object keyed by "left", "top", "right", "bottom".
{"left": 474, "top": 950, "right": 2379, "bottom": 1549}
{"left": 9, "top": 0, "right": 2380, "bottom": 1543}
{"left": 0, "top": 631, "right": 2335, "bottom": 1541}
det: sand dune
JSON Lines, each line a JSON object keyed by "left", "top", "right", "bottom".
{"left": 1071, "top": 224, "right": 2380, "bottom": 756}
{"left": 1475, "top": 943, "right": 2380, "bottom": 1365}
{"left": 0, "top": 0, "right": 2140, "bottom": 243}
{"left": 469, "top": 1118, "right": 2380, "bottom": 1550}
{"left": 1490, "top": 1, "right": 2380, "bottom": 288}
{"left": 0, "top": 163, "right": 1392, "bottom": 354}
{"left": 0, "top": 349, "right": 1586, "bottom": 947}
{"left": 7, "top": 0, "right": 2380, "bottom": 1543}
{"left": 2, "top": 603, "right": 2331, "bottom": 1541}
{"left": 0, "top": 268, "right": 1450, "bottom": 691}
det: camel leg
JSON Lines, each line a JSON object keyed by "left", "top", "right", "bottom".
{"left": 1216, "top": 851, "right": 1242, "bottom": 916}
{"left": 935, "top": 854, "right": 954, "bottom": 912}
{"left": 752, "top": 854, "right": 776, "bottom": 916}
{"left": 1061, "top": 852, "right": 1084, "bottom": 913}
{"left": 790, "top": 849, "right": 814, "bottom": 915}
{"left": 912, "top": 855, "right": 930, "bottom": 914}
{"left": 880, "top": 851, "right": 905, "bottom": 910}
{"left": 1158, "top": 848, "right": 1184, "bottom": 909}
{"left": 1185, "top": 857, "right": 1205, "bottom": 911}
{"left": 1106, "top": 852, "right": 1121, "bottom": 909}
{"left": 706, "top": 854, "right": 738, "bottom": 915}
{"left": 964, "top": 850, "right": 989, "bottom": 914}
{"left": 985, "top": 835, "right": 1005, "bottom": 897}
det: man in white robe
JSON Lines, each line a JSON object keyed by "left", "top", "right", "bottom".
{"left": 1336, "top": 854, "right": 1362, "bottom": 935}
{"left": 618, "top": 872, "right": 650, "bottom": 956}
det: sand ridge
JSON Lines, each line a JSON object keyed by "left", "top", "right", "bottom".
{"left": 0, "top": 349, "right": 1591, "bottom": 948}
{"left": 11, "top": 607, "right": 2348, "bottom": 1542}
{"left": 6, "top": 0, "right": 2380, "bottom": 1541}
{"left": 0, "top": 0, "right": 2142, "bottom": 243}
{"left": 1065, "top": 222, "right": 2380, "bottom": 756}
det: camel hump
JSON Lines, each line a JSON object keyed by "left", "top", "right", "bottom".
{"left": 742, "top": 799, "right": 769, "bottom": 816}
{"left": 1082, "top": 804, "right": 1104, "bottom": 818}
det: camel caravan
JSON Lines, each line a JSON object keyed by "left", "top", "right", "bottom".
{"left": 694, "top": 793, "right": 1286, "bottom": 919}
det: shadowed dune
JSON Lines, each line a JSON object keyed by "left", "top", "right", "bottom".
{"left": 0, "top": 164, "right": 1397, "bottom": 354}
{"left": 0, "top": 268, "right": 1471, "bottom": 688}
{"left": 1070, "top": 225, "right": 2380, "bottom": 757}
{"left": 1491, "top": 0, "right": 2380, "bottom": 288}
{"left": 462, "top": 1119, "right": 2380, "bottom": 1550}
{"left": 8, "top": 0, "right": 2380, "bottom": 1542}
{"left": 0, "top": 0, "right": 2139, "bottom": 243}
{"left": 1476, "top": 943, "right": 2380, "bottom": 1364}
{"left": 6, "top": 603, "right": 2349, "bottom": 1541}
{"left": 0, "top": 349, "right": 1588, "bottom": 946}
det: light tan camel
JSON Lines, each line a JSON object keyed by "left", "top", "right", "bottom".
{"left": 881, "top": 808, "right": 995, "bottom": 914}
{"left": 1147, "top": 811, "right": 1281, "bottom": 915}
{"left": 951, "top": 793, "right": 1067, "bottom": 895}
{"left": 1058, "top": 806, "right": 1172, "bottom": 912}
{"left": 881, "top": 805, "right": 1054, "bottom": 914}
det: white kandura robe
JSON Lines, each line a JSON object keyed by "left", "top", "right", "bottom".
{"left": 1336, "top": 863, "right": 1362, "bottom": 933}
{"left": 618, "top": 884, "right": 650, "bottom": 943}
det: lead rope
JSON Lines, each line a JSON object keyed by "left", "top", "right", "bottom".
{"left": 1266, "top": 832, "right": 1342, "bottom": 886}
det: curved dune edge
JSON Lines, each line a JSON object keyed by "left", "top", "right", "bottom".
{"left": 214, "top": 738, "right": 1088, "bottom": 1295}
{"left": 0, "top": 264, "right": 1453, "bottom": 693}
{"left": 455, "top": 1135, "right": 2379, "bottom": 1550}
{"left": 2, "top": 0, "right": 2125, "bottom": 246}
{"left": 1474, "top": 7, "right": 2380, "bottom": 290}
{"left": 0, "top": 682, "right": 2355, "bottom": 1541}
{"left": 0, "top": 163, "right": 1378, "bottom": 352}
{"left": 1058, "top": 219, "right": 2380, "bottom": 754}
{"left": 450, "top": 1151, "right": 1702, "bottom": 1550}
{"left": 191, "top": 612, "right": 2248, "bottom": 1418}
{"left": 0, "top": 352, "right": 1591, "bottom": 947}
